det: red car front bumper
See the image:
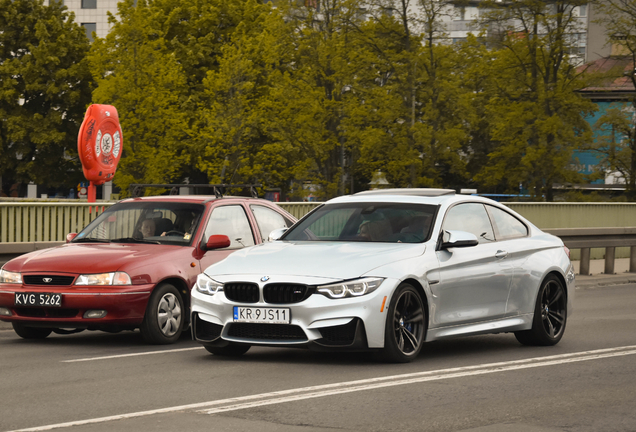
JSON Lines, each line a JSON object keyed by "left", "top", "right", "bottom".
{"left": 0, "top": 283, "right": 154, "bottom": 329}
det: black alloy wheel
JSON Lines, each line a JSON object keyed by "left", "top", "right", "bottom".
{"left": 380, "top": 283, "right": 426, "bottom": 363}
{"left": 515, "top": 274, "right": 567, "bottom": 346}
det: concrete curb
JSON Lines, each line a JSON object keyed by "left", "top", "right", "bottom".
{"left": 575, "top": 273, "right": 636, "bottom": 289}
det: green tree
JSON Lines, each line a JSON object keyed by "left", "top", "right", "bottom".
{"left": 475, "top": 0, "right": 596, "bottom": 200}
{"left": 0, "top": 0, "right": 93, "bottom": 195}
{"left": 340, "top": 0, "right": 470, "bottom": 190}
{"left": 261, "top": 0, "right": 364, "bottom": 199}
{"left": 593, "top": 0, "right": 636, "bottom": 198}
{"left": 89, "top": 0, "right": 190, "bottom": 196}
{"left": 199, "top": 2, "right": 297, "bottom": 193}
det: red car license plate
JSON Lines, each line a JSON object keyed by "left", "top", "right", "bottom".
{"left": 14, "top": 292, "right": 62, "bottom": 307}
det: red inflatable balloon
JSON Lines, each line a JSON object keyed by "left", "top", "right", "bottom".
{"left": 77, "top": 104, "right": 123, "bottom": 186}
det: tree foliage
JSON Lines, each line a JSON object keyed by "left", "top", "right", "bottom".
{"left": 0, "top": 0, "right": 93, "bottom": 194}
{"left": 6, "top": 0, "right": 602, "bottom": 201}
{"left": 89, "top": 0, "right": 191, "bottom": 196}
{"left": 593, "top": 0, "right": 636, "bottom": 198}
{"left": 475, "top": 0, "right": 596, "bottom": 200}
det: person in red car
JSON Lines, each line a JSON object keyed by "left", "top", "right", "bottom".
{"left": 140, "top": 219, "right": 156, "bottom": 238}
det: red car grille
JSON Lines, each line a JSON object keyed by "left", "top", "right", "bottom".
{"left": 23, "top": 275, "right": 75, "bottom": 286}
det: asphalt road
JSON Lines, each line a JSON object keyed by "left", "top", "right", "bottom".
{"left": 1, "top": 284, "right": 635, "bottom": 432}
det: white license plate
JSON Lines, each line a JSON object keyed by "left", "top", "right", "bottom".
{"left": 15, "top": 292, "right": 62, "bottom": 307}
{"left": 233, "top": 306, "right": 290, "bottom": 324}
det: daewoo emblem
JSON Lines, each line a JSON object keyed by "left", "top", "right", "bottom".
{"left": 42, "top": 278, "right": 53, "bottom": 283}
{"left": 261, "top": 276, "right": 270, "bottom": 282}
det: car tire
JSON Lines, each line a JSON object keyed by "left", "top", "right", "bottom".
{"left": 12, "top": 323, "right": 52, "bottom": 339}
{"left": 379, "top": 283, "right": 426, "bottom": 363}
{"left": 204, "top": 343, "right": 251, "bottom": 357}
{"left": 140, "top": 283, "right": 184, "bottom": 345}
{"left": 515, "top": 274, "right": 567, "bottom": 346}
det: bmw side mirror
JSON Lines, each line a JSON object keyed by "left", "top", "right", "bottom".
{"left": 66, "top": 233, "right": 78, "bottom": 243}
{"left": 441, "top": 230, "right": 479, "bottom": 249}
{"left": 203, "top": 235, "right": 231, "bottom": 250}
{"left": 268, "top": 228, "right": 288, "bottom": 242}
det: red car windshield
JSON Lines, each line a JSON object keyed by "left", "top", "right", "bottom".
{"left": 73, "top": 202, "right": 205, "bottom": 246}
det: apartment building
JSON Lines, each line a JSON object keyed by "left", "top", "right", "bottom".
{"left": 45, "top": 0, "right": 119, "bottom": 41}
{"left": 442, "top": 1, "right": 609, "bottom": 65}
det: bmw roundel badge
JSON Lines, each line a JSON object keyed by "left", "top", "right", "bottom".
{"left": 261, "top": 276, "right": 270, "bottom": 282}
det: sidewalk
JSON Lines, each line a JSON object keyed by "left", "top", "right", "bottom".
{"left": 1, "top": 259, "right": 634, "bottom": 331}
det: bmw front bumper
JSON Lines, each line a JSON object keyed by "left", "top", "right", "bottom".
{"left": 190, "top": 275, "right": 400, "bottom": 350}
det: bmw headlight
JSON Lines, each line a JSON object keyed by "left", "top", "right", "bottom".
{"left": 0, "top": 269, "right": 22, "bottom": 284}
{"left": 195, "top": 273, "right": 224, "bottom": 296}
{"left": 75, "top": 272, "right": 132, "bottom": 286}
{"left": 317, "top": 277, "right": 384, "bottom": 299}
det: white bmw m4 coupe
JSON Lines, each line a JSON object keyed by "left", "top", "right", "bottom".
{"left": 191, "top": 189, "right": 574, "bottom": 362}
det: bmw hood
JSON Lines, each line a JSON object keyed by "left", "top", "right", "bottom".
{"left": 204, "top": 241, "right": 426, "bottom": 281}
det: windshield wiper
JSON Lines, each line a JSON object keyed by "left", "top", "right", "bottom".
{"left": 110, "top": 237, "right": 161, "bottom": 245}
{"left": 72, "top": 238, "right": 111, "bottom": 243}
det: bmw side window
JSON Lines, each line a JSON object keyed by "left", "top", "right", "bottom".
{"left": 205, "top": 206, "right": 255, "bottom": 249}
{"left": 486, "top": 205, "right": 528, "bottom": 240}
{"left": 250, "top": 205, "right": 290, "bottom": 242}
{"left": 443, "top": 203, "right": 495, "bottom": 243}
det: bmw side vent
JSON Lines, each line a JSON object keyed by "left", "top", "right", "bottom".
{"left": 193, "top": 314, "right": 223, "bottom": 342}
{"left": 317, "top": 319, "right": 360, "bottom": 346}
{"left": 263, "top": 284, "right": 315, "bottom": 304}
{"left": 224, "top": 283, "right": 259, "bottom": 303}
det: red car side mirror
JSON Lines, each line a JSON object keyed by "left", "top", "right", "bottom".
{"left": 66, "top": 233, "right": 78, "bottom": 243}
{"left": 204, "top": 235, "right": 231, "bottom": 250}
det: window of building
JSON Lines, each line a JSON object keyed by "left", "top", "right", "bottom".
{"left": 82, "top": 0, "right": 97, "bottom": 8}
{"left": 578, "top": 5, "right": 587, "bottom": 17}
{"left": 81, "top": 23, "right": 97, "bottom": 42}
{"left": 568, "top": 33, "right": 586, "bottom": 55}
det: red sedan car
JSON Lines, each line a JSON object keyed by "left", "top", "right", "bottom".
{"left": 0, "top": 195, "right": 296, "bottom": 344}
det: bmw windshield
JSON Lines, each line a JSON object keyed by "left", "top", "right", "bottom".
{"left": 282, "top": 202, "right": 438, "bottom": 243}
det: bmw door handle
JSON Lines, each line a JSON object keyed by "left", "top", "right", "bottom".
{"left": 495, "top": 250, "right": 508, "bottom": 259}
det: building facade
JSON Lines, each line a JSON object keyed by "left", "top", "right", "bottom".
{"left": 45, "top": 0, "right": 119, "bottom": 41}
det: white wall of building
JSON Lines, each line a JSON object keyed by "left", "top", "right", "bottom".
{"left": 45, "top": 0, "right": 119, "bottom": 40}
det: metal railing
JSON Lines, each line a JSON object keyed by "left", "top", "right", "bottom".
{"left": 545, "top": 227, "right": 636, "bottom": 275}
{"left": 2, "top": 200, "right": 636, "bottom": 275}
{"left": 0, "top": 201, "right": 321, "bottom": 243}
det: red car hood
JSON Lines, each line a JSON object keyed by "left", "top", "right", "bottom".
{"left": 6, "top": 243, "right": 190, "bottom": 274}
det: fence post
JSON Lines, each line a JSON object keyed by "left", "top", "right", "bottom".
{"left": 631, "top": 246, "right": 636, "bottom": 273}
{"left": 604, "top": 247, "right": 616, "bottom": 274}
{"left": 580, "top": 248, "right": 591, "bottom": 275}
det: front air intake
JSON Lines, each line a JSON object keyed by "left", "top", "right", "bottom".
{"left": 224, "top": 282, "right": 259, "bottom": 303}
{"left": 263, "top": 284, "right": 315, "bottom": 304}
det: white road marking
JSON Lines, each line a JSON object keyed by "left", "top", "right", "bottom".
{"left": 61, "top": 347, "right": 203, "bottom": 363}
{"left": 10, "top": 345, "right": 636, "bottom": 432}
